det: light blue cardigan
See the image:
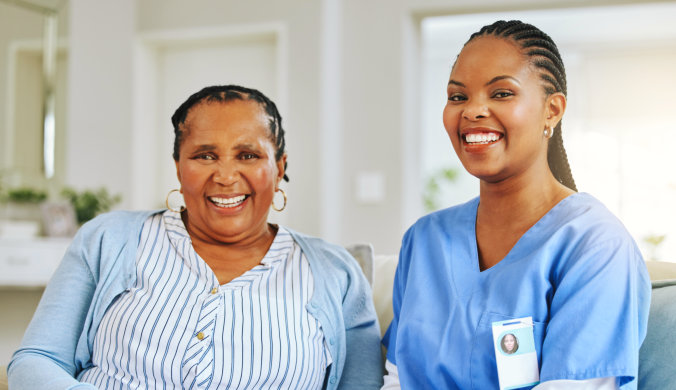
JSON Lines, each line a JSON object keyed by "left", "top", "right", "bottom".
{"left": 8, "top": 210, "right": 384, "bottom": 389}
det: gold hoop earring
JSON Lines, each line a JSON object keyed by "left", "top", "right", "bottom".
{"left": 166, "top": 189, "right": 186, "bottom": 213}
{"left": 272, "top": 188, "right": 287, "bottom": 212}
{"left": 544, "top": 127, "right": 554, "bottom": 139}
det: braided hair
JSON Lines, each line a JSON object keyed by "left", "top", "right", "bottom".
{"left": 171, "top": 85, "right": 289, "bottom": 182}
{"left": 465, "top": 20, "right": 577, "bottom": 191}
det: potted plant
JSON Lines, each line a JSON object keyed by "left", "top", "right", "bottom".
{"left": 1, "top": 186, "right": 48, "bottom": 221}
{"left": 0, "top": 186, "right": 48, "bottom": 238}
{"left": 61, "top": 187, "right": 121, "bottom": 225}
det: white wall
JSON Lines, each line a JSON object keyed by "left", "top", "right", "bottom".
{"left": 65, "top": 0, "right": 135, "bottom": 198}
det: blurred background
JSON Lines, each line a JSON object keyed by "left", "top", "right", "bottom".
{"left": 1, "top": 0, "right": 675, "bottom": 365}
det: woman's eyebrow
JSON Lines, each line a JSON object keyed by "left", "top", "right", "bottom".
{"left": 233, "top": 143, "right": 264, "bottom": 153}
{"left": 447, "top": 75, "right": 520, "bottom": 87}
{"left": 486, "top": 75, "right": 520, "bottom": 86}
{"left": 192, "top": 144, "right": 216, "bottom": 153}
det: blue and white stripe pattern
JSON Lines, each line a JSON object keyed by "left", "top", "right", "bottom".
{"left": 79, "top": 210, "right": 331, "bottom": 389}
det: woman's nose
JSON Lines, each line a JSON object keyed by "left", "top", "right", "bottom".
{"left": 213, "top": 162, "right": 239, "bottom": 185}
{"left": 462, "top": 99, "right": 489, "bottom": 121}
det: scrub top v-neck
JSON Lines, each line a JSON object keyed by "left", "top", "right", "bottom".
{"left": 383, "top": 193, "right": 650, "bottom": 389}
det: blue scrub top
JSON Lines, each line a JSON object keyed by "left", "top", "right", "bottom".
{"left": 383, "top": 193, "right": 650, "bottom": 390}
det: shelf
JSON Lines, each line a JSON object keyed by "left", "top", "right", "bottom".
{"left": 0, "top": 237, "right": 71, "bottom": 288}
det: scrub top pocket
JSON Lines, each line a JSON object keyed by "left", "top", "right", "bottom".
{"left": 470, "top": 312, "right": 546, "bottom": 390}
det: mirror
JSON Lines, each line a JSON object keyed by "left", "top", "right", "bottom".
{"left": 0, "top": 0, "right": 68, "bottom": 195}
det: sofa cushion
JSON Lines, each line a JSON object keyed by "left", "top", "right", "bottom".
{"left": 345, "top": 243, "right": 375, "bottom": 287}
{"left": 638, "top": 279, "right": 676, "bottom": 389}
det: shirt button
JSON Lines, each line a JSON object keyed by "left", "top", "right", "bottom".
{"left": 210, "top": 287, "right": 218, "bottom": 294}
{"left": 329, "top": 338, "right": 335, "bottom": 345}
{"left": 196, "top": 332, "right": 205, "bottom": 340}
{"left": 329, "top": 377, "right": 336, "bottom": 384}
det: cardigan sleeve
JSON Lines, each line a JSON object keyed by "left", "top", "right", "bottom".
{"left": 336, "top": 248, "right": 384, "bottom": 390}
{"left": 8, "top": 223, "right": 100, "bottom": 390}
{"left": 289, "top": 228, "right": 384, "bottom": 389}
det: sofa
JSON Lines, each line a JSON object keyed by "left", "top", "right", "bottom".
{"left": 2, "top": 250, "right": 674, "bottom": 389}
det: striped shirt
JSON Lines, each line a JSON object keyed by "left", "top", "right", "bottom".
{"left": 79, "top": 210, "right": 331, "bottom": 389}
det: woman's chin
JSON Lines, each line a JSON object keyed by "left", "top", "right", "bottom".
{"left": 465, "top": 168, "right": 505, "bottom": 184}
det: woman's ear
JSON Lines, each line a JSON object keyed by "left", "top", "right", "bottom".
{"left": 175, "top": 160, "right": 182, "bottom": 187}
{"left": 545, "top": 92, "right": 567, "bottom": 129}
{"left": 276, "top": 154, "right": 287, "bottom": 186}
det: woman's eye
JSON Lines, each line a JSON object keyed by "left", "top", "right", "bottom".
{"left": 448, "top": 93, "right": 466, "bottom": 102}
{"left": 193, "top": 153, "right": 215, "bottom": 160}
{"left": 492, "top": 91, "right": 514, "bottom": 99}
{"left": 240, "top": 153, "right": 258, "bottom": 160}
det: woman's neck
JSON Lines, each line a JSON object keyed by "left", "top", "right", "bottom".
{"left": 185, "top": 220, "right": 279, "bottom": 284}
{"left": 478, "top": 168, "right": 573, "bottom": 227}
{"left": 474, "top": 168, "right": 574, "bottom": 271}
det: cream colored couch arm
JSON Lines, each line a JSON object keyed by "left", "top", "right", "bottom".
{"left": 373, "top": 254, "right": 398, "bottom": 337}
{"left": 645, "top": 260, "right": 676, "bottom": 281}
{"left": 1, "top": 366, "right": 7, "bottom": 390}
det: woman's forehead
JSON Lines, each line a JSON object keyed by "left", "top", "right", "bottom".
{"left": 451, "top": 36, "right": 533, "bottom": 82}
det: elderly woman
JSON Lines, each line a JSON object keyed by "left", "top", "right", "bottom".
{"left": 382, "top": 21, "right": 650, "bottom": 389}
{"left": 9, "top": 85, "right": 383, "bottom": 389}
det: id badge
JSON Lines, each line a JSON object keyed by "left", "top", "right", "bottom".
{"left": 492, "top": 316, "right": 540, "bottom": 390}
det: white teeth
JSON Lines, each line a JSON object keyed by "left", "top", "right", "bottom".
{"left": 210, "top": 195, "right": 246, "bottom": 208}
{"left": 465, "top": 132, "right": 499, "bottom": 144}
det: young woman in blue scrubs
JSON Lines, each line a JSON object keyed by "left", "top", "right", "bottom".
{"left": 382, "top": 20, "right": 651, "bottom": 389}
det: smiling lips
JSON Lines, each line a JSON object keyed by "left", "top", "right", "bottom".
{"left": 209, "top": 195, "right": 247, "bottom": 208}
{"left": 462, "top": 131, "right": 503, "bottom": 145}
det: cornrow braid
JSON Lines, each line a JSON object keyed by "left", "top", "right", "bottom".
{"left": 171, "top": 85, "right": 289, "bottom": 182}
{"left": 467, "top": 20, "right": 577, "bottom": 191}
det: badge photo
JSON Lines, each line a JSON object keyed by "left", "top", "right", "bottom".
{"left": 492, "top": 316, "right": 540, "bottom": 390}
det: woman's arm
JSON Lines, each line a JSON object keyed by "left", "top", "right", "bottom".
{"left": 539, "top": 237, "right": 650, "bottom": 386}
{"left": 8, "top": 229, "right": 99, "bottom": 390}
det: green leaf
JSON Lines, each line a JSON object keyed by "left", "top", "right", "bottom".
{"left": 61, "top": 187, "right": 122, "bottom": 224}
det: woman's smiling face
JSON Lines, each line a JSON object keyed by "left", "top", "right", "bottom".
{"left": 443, "top": 36, "right": 551, "bottom": 184}
{"left": 503, "top": 334, "right": 516, "bottom": 352}
{"left": 175, "top": 99, "right": 285, "bottom": 245}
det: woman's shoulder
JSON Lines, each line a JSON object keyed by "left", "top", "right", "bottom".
{"left": 547, "top": 193, "right": 646, "bottom": 277}
{"left": 407, "top": 196, "right": 479, "bottom": 237}
{"left": 76, "top": 209, "right": 161, "bottom": 239}
{"left": 284, "top": 227, "right": 365, "bottom": 277}
{"left": 553, "top": 192, "right": 635, "bottom": 244}
{"left": 86, "top": 209, "right": 159, "bottom": 224}
{"left": 285, "top": 227, "right": 353, "bottom": 262}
